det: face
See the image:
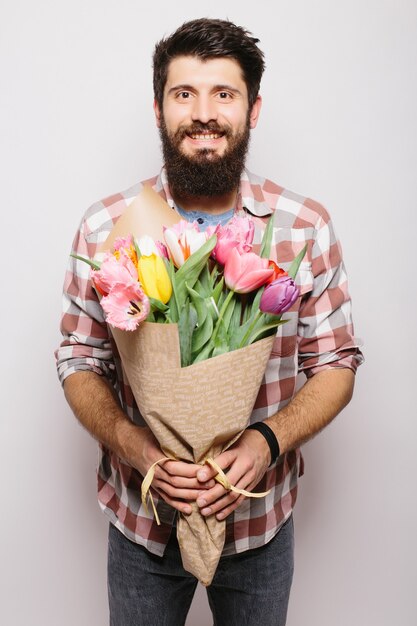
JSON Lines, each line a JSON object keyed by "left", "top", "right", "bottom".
{"left": 154, "top": 55, "right": 262, "bottom": 197}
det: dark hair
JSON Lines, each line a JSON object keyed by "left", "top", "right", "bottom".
{"left": 153, "top": 18, "right": 265, "bottom": 110}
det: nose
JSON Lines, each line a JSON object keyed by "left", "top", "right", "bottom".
{"left": 191, "top": 95, "right": 217, "bottom": 124}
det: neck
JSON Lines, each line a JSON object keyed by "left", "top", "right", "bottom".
{"left": 172, "top": 189, "right": 238, "bottom": 215}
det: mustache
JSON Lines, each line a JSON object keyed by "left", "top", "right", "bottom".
{"left": 173, "top": 122, "right": 232, "bottom": 140}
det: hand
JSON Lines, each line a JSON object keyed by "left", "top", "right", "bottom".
{"left": 195, "top": 429, "right": 271, "bottom": 520}
{"left": 131, "top": 426, "right": 216, "bottom": 515}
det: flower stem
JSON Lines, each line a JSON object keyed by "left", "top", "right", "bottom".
{"left": 238, "top": 309, "right": 263, "bottom": 348}
{"left": 211, "top": 289, "right": 235, "bottom": 343}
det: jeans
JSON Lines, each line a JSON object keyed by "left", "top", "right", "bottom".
{"left": 108, "top": 516, "right": 294, "bottom": 626}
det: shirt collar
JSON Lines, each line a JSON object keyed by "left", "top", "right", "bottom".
{"left": 155, "top": 167, "right": 274, "bottom": 218}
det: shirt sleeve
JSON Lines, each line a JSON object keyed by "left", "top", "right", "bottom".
{"left": 55, "top": 220, "right": 115, "bottom": 385}
{"left": 297, "top": 209, "right": 364, "bottom": 377}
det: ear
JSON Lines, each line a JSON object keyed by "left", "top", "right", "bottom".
{"left": 153, "top": 99, "right": 162, "bottom": 128}
{"left": 249, "top": 95, "right": 262, "bottom": 129}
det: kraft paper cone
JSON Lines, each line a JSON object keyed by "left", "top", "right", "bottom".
{"left": 99, "top": 185, "right": 179, "bottom": 254}
{"left": 111, "top": 322, "right": 275, "bottom": 585}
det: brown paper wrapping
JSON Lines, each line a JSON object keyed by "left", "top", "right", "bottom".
{"left": 98, "top": 185, "right": 275, "bottom": 585}
{"left": 111, "top": 323, "right": 274, "bottom": 585}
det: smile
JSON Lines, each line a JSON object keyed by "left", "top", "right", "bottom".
{"left": 187, "top": 132, "right": 224, "bottom": 140}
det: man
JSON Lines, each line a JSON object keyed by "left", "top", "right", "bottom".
{"left": 56, "top": 18, "right": 363, "bottom": 626}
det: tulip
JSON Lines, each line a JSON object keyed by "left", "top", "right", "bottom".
{"left": 267, "top": 260, "right": 288, "bottom": 283}
{"left": 91, "top": 252, "right": 138, "bottom": 295}
{"left": 211, "top": 216, "right": 255, "bottom": 266}
{"left": 101, "top": 284, "right": 150, "bottom": 330}
{"left": 137, "top": 253, "right": 172, "bottom": 304}
{"left": 113, "top": 235, "right": 138, "bottom": 266}
{"left": 260, "top": 276, "right": 299, "bottom": 315}
{"left": 137, "top": 235, "right": 159, "bottom": 257}
{"left": 164, "top": 220, "right": 209, "bottom": 267}
{"left": 224, "top": 248, "right": 274, "bottom": 293}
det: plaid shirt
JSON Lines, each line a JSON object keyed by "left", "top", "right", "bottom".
{"left": 56, "top": 168, "right": 363, "bottom": 556}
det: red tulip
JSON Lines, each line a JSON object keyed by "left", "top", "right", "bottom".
{"left": 224, "top": 248, "right": 274, "bottom": 293}
{"left": 267, "top": 260, "right": 288, "bottom": 283}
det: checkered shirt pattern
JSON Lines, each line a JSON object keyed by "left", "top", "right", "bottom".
{"left": 55, "top": 168, "right": 363, "bottom": 557}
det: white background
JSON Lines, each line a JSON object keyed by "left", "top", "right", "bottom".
{"left": 1, "top": 1, "right": 416, "bottom": 624}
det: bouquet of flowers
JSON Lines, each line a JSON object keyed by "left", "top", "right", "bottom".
{"left": 73, "top": 187, "right": 305, "bottom": 585}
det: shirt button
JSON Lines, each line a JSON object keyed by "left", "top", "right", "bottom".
{"left": 197, "top": 217, "right": 205, "bottom": 224}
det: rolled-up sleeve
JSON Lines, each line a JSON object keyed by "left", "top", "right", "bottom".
{"left": 297, "top": 209, "right": 364, "bottom": 378}
{"left": 55, "top": 222, "right": 115, "bottom": 385}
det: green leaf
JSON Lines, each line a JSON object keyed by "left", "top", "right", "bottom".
{"left": 191, "top": 312, "right": 214, "bottom": 354}
{"left": 149, "top": 297, "right": 169, "bottom": 313}
{"left": 178, "top": 303, "right": 198, "bottom": 367}
{"left": 229, "top": 314, "right": 257, "bottom": 351}
{"left": 174, "top": 236, "right": 217, "bottom": 308}
{"left": 288, "top": 244, "right": 308, "bottom": 279}
{"left": 259, "top": 215, "right": 275, "bottom": 259}
{"left": 209, "top": 263, "right": 220, "bottom": 288}
{"left": 186, "top": 284, "right": 207, "bottom": 327}
{"left": 249, "top": 286, "right": 264, "bottom": 318}
{"left": 165, "top": 258, "right": 179, "bottom": 322}
{"left": 192, "top": 341, "right": 214, "bottom": 364}
{"left": 206, "top": 296, "right": 219, "bottom": 321}
{"left": 227, "top": 299, "right": 242, "bottom": 336}
{"left": 212, "top": 276, "right": 224, "bottom": 305}
{"left": 222, "top": 294, "right": 236, "bottom": 333}
{"left": 70, "top": 253, "right": 101, "bottom": 270}
{"left": 247, "top": 319, "right": 287, "bottom": 345}
{"left": 133, "top": 237, "right": 142, "bottom": 259}
{"left": 212, "top": 344, "right": 229, "bottom": 358}
{"left": 212, "top": 317, "right": 229, "bottom": 356}
{"left": 198, "top": 265, "right": 211, "bottom": 295}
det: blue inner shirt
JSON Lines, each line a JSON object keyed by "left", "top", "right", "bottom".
{"left": 175, "top": 204, "right": 234, "bottom": 230}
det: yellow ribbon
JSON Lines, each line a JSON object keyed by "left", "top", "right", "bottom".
{"left": 141, "top": 456, "right": 173, "bottom": 526}
{"left": 205, "top": 457, "right": 271, "bottom": 498}
{"left": 141, "top": 456, "right": 271, "bottom": 525}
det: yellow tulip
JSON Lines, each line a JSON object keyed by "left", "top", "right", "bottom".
{"left": 137, "top": 254, "right": 172, "bottom": 304}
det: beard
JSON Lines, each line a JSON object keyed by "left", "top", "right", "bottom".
{"left": 159, "top": 116, "right": 250, "bottom": 198}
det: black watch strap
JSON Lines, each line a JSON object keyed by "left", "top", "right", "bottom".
{"left": 246, "top": 422, "right": 280, "bottom": 466}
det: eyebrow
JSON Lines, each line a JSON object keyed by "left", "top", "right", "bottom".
{"left": 167, "top": 84, "right": 243, "bottom": 96}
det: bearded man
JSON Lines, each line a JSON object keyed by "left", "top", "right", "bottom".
{"left": 56, "top": 18, "right": 363, "bottom": 626}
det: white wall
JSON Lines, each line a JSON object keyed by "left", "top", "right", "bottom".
{"left": 1, "top": 1, "right": 416, "bottom": 624}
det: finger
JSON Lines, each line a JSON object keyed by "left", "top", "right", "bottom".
{"left": 153, "top": 479, "right": 205, "bottom": 501}
{"left": 153, "top": 488, "right": 192, "bottom": 515}
{"left": 215, "top": 494, "right": 246, "bottom": 520}
{"left": 156, "top": 467, "right": 215, "bottom": 490}
{"left": 163, "top": 460, "right": 202, "bottom": 478}
{"left": 197, "top": 463, "right": 257, "bottom": 513}
{"left": 196, "top": 483, "right": 229, "bottom": 509}
{"left": 197, "top": 461, "right": 249, "bottom": 508}
{"left": 200, "top": 490, "right": 241, "bottom": 517}
{"left": 196, "top": 450, "right": 238, "bottom": 482}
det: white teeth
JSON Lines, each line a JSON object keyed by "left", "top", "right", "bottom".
{"left": 190, "top": 133, "right": 221, "bottom": 140}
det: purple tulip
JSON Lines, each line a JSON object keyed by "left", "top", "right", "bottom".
{"left": 260, "top": 276, "right": 299, "bottom": 315}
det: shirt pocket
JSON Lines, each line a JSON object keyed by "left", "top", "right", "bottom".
{"left": 293, "top": 261, "right": 314, "bottom": 296}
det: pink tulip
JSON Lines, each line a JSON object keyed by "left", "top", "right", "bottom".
{"left": 113, "top": 235, "right": 134, "bottom": 252}
{"left": 211, "top": 216, "right": 255, "bottom": 266}
{"left": 164, "top": 220, "right": 209, "bottom": 267}
{"left": 155, "top": 240, "right": 169, "bottom": 259}
{"left": 101, "top": 284, "right": 150, "bottom": 330}
{"left": 91, "top": 252, "right": 138, "bottom": 295}
{"left": 224, "top": 248, "right": 274, "bottom": 293}
{"left": 260, "top": 276, "right": 299, "bottom": 315}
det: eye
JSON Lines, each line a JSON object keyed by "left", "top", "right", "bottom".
{"left": 177, "top": 91, "right": 192, "bottom": 100}
{"left": 218, "top": 91, "right": 232, "bottom": 100}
